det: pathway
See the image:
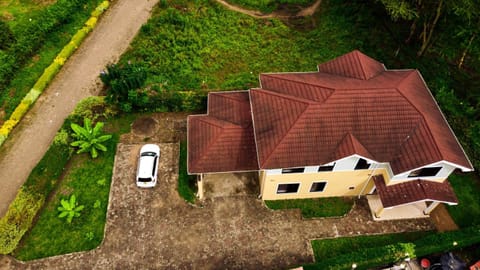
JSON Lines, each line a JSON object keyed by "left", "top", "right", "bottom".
{"left": 214, "top": 0, "right": 322, "bottom": 19}
{"left": 0, "top": 0, "right": 159, "bottom": 216}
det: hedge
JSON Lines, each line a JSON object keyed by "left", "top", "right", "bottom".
{"left": 304, "top": 226, "right": 480, "bottom": 270}
{"left": 0, "top": 0, "right": 110, "bottom": 148}
{"left": 0, "top": 131, "right": 71, "bottom": 254}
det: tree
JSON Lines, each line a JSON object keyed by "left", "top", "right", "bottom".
{"left": 70, "top": 118, "right": 112, "bottom": 158}
{"left": 57, "top": 195, "right": 84, "bottom": 224}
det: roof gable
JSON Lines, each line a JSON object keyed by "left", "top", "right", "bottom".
{"left": 317, "top": 50, "right": 386, "bottom": 80}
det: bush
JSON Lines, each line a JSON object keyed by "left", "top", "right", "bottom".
{"left": 0, "top": 20, "right": 15, "bottom": 50}
{"left": 69, "top": 96, "right": 117, "bottom": 123}
{"left": 0, "top": 187, "right": 44, "bottom": 254}
{"left": 414, "top": 226, "right": 480, "bottom": 257}
{"left": 32, "top": 62, "right": 62, "bottom": 93}
{"left": 10, "top": 101, "right": 30, "bottom": 122}
{"left": 91, "top": 1, "right": 110, "bottom": 17}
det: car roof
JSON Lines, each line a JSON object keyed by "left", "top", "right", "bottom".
{"left": 138, "top": 144, "right": 159, "bottom": 178}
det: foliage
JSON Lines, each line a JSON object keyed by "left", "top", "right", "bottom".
{"left": 100, "top": 63, "right": 148, "bottom": 112}
{"left": 265, "top": 197, "right": 353, "bottom": 218}
{"left": 13, "top": 118, "right": 126, "bottom": 260}
{"left": 0, "top": 20, "right": 15, "bottom": 50}
{"left": 0, "top": 0, "right": 95, "bottom": 91}
{"left": 178, "top": 140, "right": 196, "bottom": 203}
{"left": 226, "top": 0, "right": 317, "bottom": 13}
{"left": 311, "top": 232, "right": 432, "bottom": 260}
{"left": 447, "top": 174, "right": 480, "bottom": 228}
{"left": 306, "top": 227, "right": 480, "bottom": 269}
{"left": 0, "top": 187, "right": 44, "bottom": 254}
{"left": 70, "top": 118, "right": 112, "bottom": 158}
{"left": 57, "top": 195, "right": 85, "bottom": 224}
{"left": 69, "top": 96, "right": 117, "bottom": 123}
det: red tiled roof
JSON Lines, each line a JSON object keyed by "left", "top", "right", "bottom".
{"left": 188, "top": 51, "right": 473, "bottom": 174}
{"left": 373, "top": 175, "right": 458, "bottom": 208}
{"left": 187, "top": 92, "right": 258, "bottom": 173}
{"left": 252, "top": 52, "right": 472, "bottom": 172}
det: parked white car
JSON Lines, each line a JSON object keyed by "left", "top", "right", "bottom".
{"left": 136, "top": 144, "right": 160, "bottom": 188}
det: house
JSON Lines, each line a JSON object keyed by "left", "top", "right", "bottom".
{"left": 187, "top": 50, "right": 473, "bottom": 219}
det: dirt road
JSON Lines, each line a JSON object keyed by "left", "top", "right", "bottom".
{"left": 0, "top": 0, "right": 159, "bottom": 216}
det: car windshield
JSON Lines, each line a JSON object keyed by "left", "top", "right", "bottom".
{"left": 141, "top": 151, "right": 157, "bottom": 157}
{"left": 138, "top": 177, "right": 152, "bottom": 182}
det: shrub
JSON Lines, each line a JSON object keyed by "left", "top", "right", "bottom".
{"left": 57, "top": 42, "right": 78, "bottom": 60}
{"left": 10, "top": 101, "right": 31, "bottom": 122}
{"left": 22, "top": 89, "right": 42, "bottom": 104}
{"left": 0, "top": 20, "right": 15, "bottom": 50}
{"left": 85, "top": 17, "right": 98, "bottom": 29}
{"left": 69, "top": 96, "right": 117, "bottom": 123}
{"left": 70, "top": 118, "right": 112, "bottom": 158}
{"left": 57, "top": 194, "right": 85, "bottom": 224}
{"left": 0, "top": 187, "right": 44, "bottom": 254}
{"left": 91, "top": 1, "right": 110, "bottom": 17}
{"left": 0, "top": 120, "right": 18, "bottom": 136}
{"left": 32, "top": 62, "right": 62, "bottom": 93}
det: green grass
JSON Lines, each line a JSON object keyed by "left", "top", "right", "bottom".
{"left": 311, "top": 232, "right": 433, "bottom": 261}
{"left": 447, "top": 173, "right": 480, "bottom": 228}
{"left": 120, "top": 0, "right": 374, "bottom": 93}
{"left": 178, "top": 140, "right": 196, "bottom": 203}
{"left": 13, "top": 114, "right": 134, "bottom": 261}
{"left": 0, "top": 0, "right": 103, "bottom": 119}
{"left": 265, "top": 197, "right": 353, "bottom": 218}
{"left": 226, "top": 0, "right": 317, "bottom": 13}
{"left": 0, "top": 1, "right": 52, "bottom": 29}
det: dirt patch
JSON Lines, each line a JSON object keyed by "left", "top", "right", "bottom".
{"left": 131, "top": 116, "right": 158, "bottom": 137}
{"left": 203, "top": 172, "right": 259, "bottom": 198}
{"left": 214, "top": 0, "right": 322, "bottom": 19}
{"left": 429, "top": 204, "right": 459, "bottom": 232}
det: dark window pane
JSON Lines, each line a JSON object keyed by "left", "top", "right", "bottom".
{"left": 310, "top": 182, "right": 327, "bottom": 192}
{"left": 282, "top": 167, "right": 304, "bottom": 174}
{"left": 277, "top": 183, "right": 300, "bottom": 194}
{"left": 354, "top": 158, "right": 370, "bottom": 170}
{"left": 318, "top": 163, "right": 335, "bottom": 172}
{"left": 408, "top": 167, "right": 442, "bottom": 177}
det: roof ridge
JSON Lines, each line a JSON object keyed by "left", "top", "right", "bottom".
{"left": 260, "top": 73, "right": 335, "bottom": 102}
{"left": 348, "top": 132, "right": 375, "bottom": 158}
{"left": 354, "top": 51, "right": 369, "bottom": 80}
{"left": 394, "top": 70, "right": 443, "bottom": 163}
{"left": 257, "top": 94, "right": 311, "bottom": 168}
{"left": 258, "top": 87, "right": 317, "bottom": 105}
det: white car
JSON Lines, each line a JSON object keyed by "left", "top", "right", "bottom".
{"left": 136, "top": 144, "right": 160, "bottom": 188}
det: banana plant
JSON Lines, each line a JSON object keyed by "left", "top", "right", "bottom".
{"left": 58, "top": 194, "right": 84, "bottom": 224}
{"left": 70, "top": 117, "right": 112, "bottom": 158}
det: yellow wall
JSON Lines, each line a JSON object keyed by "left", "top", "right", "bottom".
{"left": 261, "top": 169, "right": 388, "bottom": 200}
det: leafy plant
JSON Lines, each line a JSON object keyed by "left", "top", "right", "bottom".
{"left": 57, "top": 195, "right": 84, "bottom": 224}
{"left": 70, "top": 118, "right": 112, "bottom": 158}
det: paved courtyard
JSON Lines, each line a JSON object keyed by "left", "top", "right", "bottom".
{"left": 1, "top": 140, "right": 434, "bottom": 270}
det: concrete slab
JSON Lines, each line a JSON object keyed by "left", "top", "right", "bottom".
{"left": 368, "top": 195, "right": 429, "bottom": 221}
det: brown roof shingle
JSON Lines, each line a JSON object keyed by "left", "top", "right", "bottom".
{"left": 373, "top": 175, "right": 458, "bottom": 208}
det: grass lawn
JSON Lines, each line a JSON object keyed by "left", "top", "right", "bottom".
{"left": 178, "top": 140, "right": 196, "bottom": 203}
{"left": 225, "top": 0, "right": 317, "bottom": 13}
{"left": 120, "top": 0, "right": 390, "bottom": 93}
{"left": 311, "top": 231, "right": 433, "bottom": 261}
{"left": 447, "top": 173, "right": 480, "bottom": 228}
{"left": 0, "top": 0, "right": 102, "bottom": 119}
{"left": 265, "top": 197, "right": 353, "bottom": 218}
{"left": 13, "top": 114, "right": 134, "bottom": 261}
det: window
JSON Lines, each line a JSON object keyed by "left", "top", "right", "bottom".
{"left": 277, "top": 183, "right": 300, "bottom": 194}
{"left": 354, "top": 158, "right": 370, "bottom": 170}
{"left": 281, "top": 167, "right": 304, "bottom": 174}
{"left": 318, "top": 163, "right": 335, "bottom": 172}
{"left": 310, "top": 182, "right": 327, "bottom": 192}
{"left": 408, "top": 167, "right": 442, "bottom": 177}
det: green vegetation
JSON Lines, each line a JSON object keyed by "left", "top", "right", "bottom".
{"left": 311, "top": 232, "right": 432, "bottom": 260}
{"left": 57, "top": 195, "right": 85, "bottom": 224}
{"left": 307, "top": 227, "right": 480, "bottom": 269}
{"left": 178, "top": 140, "right": 196, "bottom": 203}
{"left": 14, "top": 136, "right": 118, "bottom": 260}
{"left": 265, "top": 197, "right": 353, "bottom": 218}
{"left": 71, "top": 118, "right": 112, "bottom": 159}
{"left": 447, "top": 174, "right": 480, "bottom": 228}
{"left": 0, "top": 0, "right": 103, "bottom": 119}
{"left": 226, "top": 0, "right": 316, "bottom": 13}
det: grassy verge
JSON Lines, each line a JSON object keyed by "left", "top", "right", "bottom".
{"left": 0, "top": 0, "right": 102, "bottom": 119}
{"left": 225, "top": 0, "right": 317, "bottom": 13}
{"left": 13, "top": 114, "right": 133, "bottom": 261}
{"left": 265, "top": 197, "right": 353, "bottom": 218}
{"left": 447, "top": 173, "right": 480, "bottom": 228}
{"left": 311, "top": 232, "right": 432, "bottom": 261}
{"left": 178, "top": 140, "right": 196, "bottom": 203}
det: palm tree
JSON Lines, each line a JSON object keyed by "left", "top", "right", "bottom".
{"left": 70, "top": 118, "right": 112, "bottom": 158}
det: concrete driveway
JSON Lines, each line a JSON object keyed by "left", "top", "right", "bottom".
{"left": 1, "top": 140, "right": 434, "bottom": 270}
